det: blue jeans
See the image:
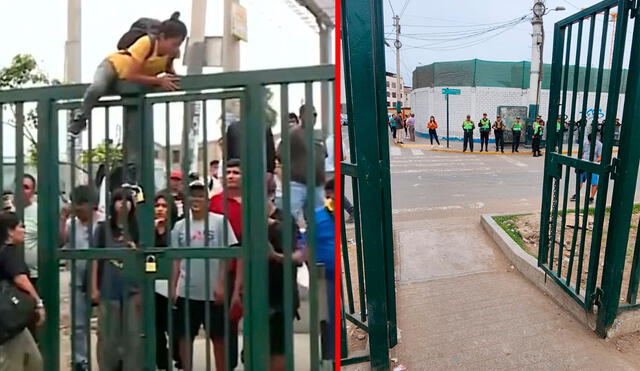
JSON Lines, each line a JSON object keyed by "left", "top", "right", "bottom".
{"left": 277, "top": 181, "right": 325, "bottom": 221}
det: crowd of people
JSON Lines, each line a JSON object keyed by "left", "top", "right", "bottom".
{"left": 0, "top": 102, "right": 337, "bottom": 371}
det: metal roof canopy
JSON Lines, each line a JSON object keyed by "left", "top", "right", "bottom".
{"left": 295, "top": 0, "right": 335, "bottom": 27}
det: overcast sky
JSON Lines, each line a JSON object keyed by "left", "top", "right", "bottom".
{"left": 1, "top": 0, "right": 332, "bottom": 159}
{"left": 383, "top": 0, "right": 609, "bottom": 85}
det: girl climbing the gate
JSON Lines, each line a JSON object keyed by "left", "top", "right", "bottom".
{"left": 68, "top": 12, "right": 188, "bottom": 137}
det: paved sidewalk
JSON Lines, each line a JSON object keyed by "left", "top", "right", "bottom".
{"left": 391, "top": 217, "right": 640, "bottom": 370}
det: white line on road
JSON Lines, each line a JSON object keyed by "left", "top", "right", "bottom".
{"left": 499, "top": 155, "right": 527, "bottom": 168}
{"left": 410, "top": 148, "right": 425, "bottom": 156}
{"left": 390, "top": 147, "right": 402, "bottom": 156}
{"left": 393, "top": 167, "right": 492, "bottom": 174}
{"left": 392, "top": 205, "right": 464, "bottom": 214}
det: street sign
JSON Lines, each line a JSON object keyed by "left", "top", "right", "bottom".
{"left": 442, "top": 88, "right": 461, "bottom": 95}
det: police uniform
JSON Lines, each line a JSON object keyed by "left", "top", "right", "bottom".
{"left": 532, "top": 120, "right": 544, "bottom": 157}
{"left": 511, "top": 120, "right": 523, "bottom": 152}
{"left": 493, "top": 118, "right": 506, "bottom": 153}
{"left": 462, "top": 119, "right": 475, "bottom": 152}
{"left": 478, "top": 117, "right": 491, "bottom": 152}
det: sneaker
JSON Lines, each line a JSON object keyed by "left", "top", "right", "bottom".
{"left": 68, "top": 116, "right": 87, "bottom": 138}
{"left": 570, "top": 194, "right": 576, "bottom": 201}
{"left": 501, "top": 150, "right": 505, "bottom": 153}
{"left": 346, "top": 214, "right": 354, "bottom": 224}
{"left": 589, "top": 197, "right": 594, "bottom": 204}
{"left": 74, "top": 362, "right": 89, "bottom": 371}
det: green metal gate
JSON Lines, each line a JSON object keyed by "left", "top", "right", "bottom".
{"left": 0, "top": 65, "right": 334, "bottom": 370}
{"left": 340, "top": 0, "right": 397, "bottom": 369}
{"left": 539, "top": 0, "right": 640, "bottom": 337}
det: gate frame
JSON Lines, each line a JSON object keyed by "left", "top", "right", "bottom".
{"left": 539, "top": 0, "right": 640, "bottom": 337}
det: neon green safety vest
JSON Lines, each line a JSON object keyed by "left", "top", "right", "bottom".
{"left": 463, "top": 120, "right": 474, "bottom": 130}
{"left": 513, "top": 122, "right": 522, "bottom": 131}
{"left": 557, "top": 122, "right": 562, "bottom": 131}
{"left": 479, "top": 119, "right": 491, "bottom": 131}
{"left": 534, "top": 123, "right": 543, "bottom": 135}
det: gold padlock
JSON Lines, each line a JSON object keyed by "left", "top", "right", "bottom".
{"left": 145, "top": 255, "right": 157, "bottom": 273}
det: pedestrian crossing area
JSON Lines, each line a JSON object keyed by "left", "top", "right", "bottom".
{"left": 387, "top": 145, "right": 531, "bottom": 175}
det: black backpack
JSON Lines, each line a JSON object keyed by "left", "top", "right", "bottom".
{"left": 116, "top": 18, "right": 162, "bottom": 59}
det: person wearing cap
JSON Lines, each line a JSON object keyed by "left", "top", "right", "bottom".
{"left": 170, "top": 179, "right": 239, "bottom": 371}
{"left": 511, "top": 116, "right": 523, "bottom": 152}
{"left": 462, "top": 114, "right": 475, "bottom": 152}
{"left": 492, "top": 115, "right": 506, "bottom": 153}
{"left": 478, "top": 113, "right": 491, "bottom": 152}
{"left": 160, "top": 170, "right": 186, "bottom": 219}
{"left": 532, "top": 116, "right": 545, "bottom": 157}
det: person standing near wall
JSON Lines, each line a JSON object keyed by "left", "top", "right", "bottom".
{"left": 462, "top": 115, "right": 475, "bottom": 153}
{"left": 478, "top": 113, "right": 491, "bottom": 152}
{"left": 532, "top": 116, "right": 544, "bottom": 157}
{"left": 394, "top": 113, "right": 404, "bottom": 144}
{"left": 389, "top": 114, "right": 398, "bottom": 144}
{"left": 406, "top": 113, "right": 416, "bottom": 142}
{"left": 492, "top": 115, "right": 506, "bottom": 153}
{"left": 511, "top": 116, "right": 523, "bottom": 153}
{"left": 427, "top": 116, "right": 440, "bottom": 146}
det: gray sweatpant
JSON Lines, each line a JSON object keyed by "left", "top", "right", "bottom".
{"left": 97, "top": 296, "right": 142, "bottom": 371}
{"left": 77, "top": 59, "right": 118, "bottom": 121}
{"left": 0, "top": 328, "right": 42, "bottom": 371}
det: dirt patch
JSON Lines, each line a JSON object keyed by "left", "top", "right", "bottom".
{"left": 342, "top": 225, "right": 369, "bottom": 354}
{"left": 499, "top": 208, "right": 640, "bottom": 302}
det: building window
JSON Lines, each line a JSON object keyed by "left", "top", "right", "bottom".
{"left": 387, "top": 92, "right": 390, "bottom": 97}
{"left": 392, "top": 82, "right": 396, "bottom": 88}
{"left": 387, "top": 102, "right": 391, "bottom": 107}
{"left": 172, "top": 149, "right": 180, "bottom": 163}
{"left": 386, "top": 81, "right": 389, "bottom": 87}
{"left": 154, "top": 150, "right": 159, "bottom": 160}
{"left": 392, "top": 92, "right": 396, "bottom": 98}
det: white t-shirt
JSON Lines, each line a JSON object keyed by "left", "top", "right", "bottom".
{"left": 325, "top": 136, "right": 335, "bottom": 173}
{"left": 582, "top": 139, "right": 603, "bottom": 162}
{"left": 23, "top": 202, "right": 38, "bottom": 278}
{"left": 66, "top": 217, "right": 99, "bottom": 285}
{"left": 172, "top": 212, "right": 238, "bottom": 301}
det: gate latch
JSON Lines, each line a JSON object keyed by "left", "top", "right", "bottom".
{"left": 610, "top": 157, "right": 620, "bottom": 180}
{"left": 145, "top": 255, "right": 157, "bottom": 273}
{"left": 592, "top": 287, "right": 604, "bottom": 308}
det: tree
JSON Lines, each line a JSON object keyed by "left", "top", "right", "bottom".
{"left": 79, "top": 141, "right": 124, "bottom": 169}
{"left": 0, "top": 54, "right": 60, "bottom": 165}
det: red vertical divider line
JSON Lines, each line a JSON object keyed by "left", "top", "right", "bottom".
{"left": 334, "top": 0, "right": 342, "bottom": 368}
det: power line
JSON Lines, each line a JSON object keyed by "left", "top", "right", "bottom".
{"left": 399, "top": 0, "right": 411, "bottom": 18}
{"left": 561, "top": 0, "right": 581, "bottom": 10}
{"left": 402, "top": 15, "right": 528, "bottom": 48}
{"left": 387, "top": 0, "right": 396, "bottom": 16}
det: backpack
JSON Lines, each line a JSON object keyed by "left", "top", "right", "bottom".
{"left": 0, "top": 246, "right": 36, "bottom": 345}
{"left": 116, "top": 18, "right": 162, "bottom": 60}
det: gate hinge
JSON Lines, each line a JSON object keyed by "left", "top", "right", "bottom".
{"left": 610, "top": 157, "right": 620, "bottom": 180}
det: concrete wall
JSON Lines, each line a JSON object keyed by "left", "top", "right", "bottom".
{"left": 409, "top": 87, "right": 626, "bottom": 140}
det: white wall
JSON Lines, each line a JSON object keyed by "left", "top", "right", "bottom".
{"left": 410, "top": 86, "right": 626, "bottom": 140}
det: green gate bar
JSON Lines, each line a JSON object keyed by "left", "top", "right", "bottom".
{"left": 341, "top": 0, "right": 397, "bottom": 369}
{"left": 540, "top": 0, "right": 640, "bottom": 337}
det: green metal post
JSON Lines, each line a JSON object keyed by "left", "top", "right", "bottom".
{"left": 37, "top": 98, "right": 60, "bottom": 370}
{"left": 242, "top": 84, "right": 270, "bottom": 369}
{"left": 596, "top": 1, "right": 638, "bottom": 336}
{"left": 140, "top": 100, "right": 157, "bottom": 370}
{"left": 343, "top": 0, "right": 392, "bottom": 369}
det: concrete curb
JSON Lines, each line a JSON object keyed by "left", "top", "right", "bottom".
{"left": 481, "top": 213, "right": 640, "bottom": 338}
{"left": 480, "top": 213, "right": 598, "bottom": 331}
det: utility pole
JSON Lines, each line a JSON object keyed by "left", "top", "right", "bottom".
{"left": 184, "top": 0, "right": 208, "bottom": 176}
{"left": 393, "top": 14, "right": 402, "bottom": 114}
{"left": 319, "top": 21, "right": 333, "bottom": 138}
{"left": 222, "top": 0, "right": 242, "bottom": 122}
{"left": 65, "top": 0, "right": 82, "bottom": 185}
{"left": 529, "top": 0, "right": 545, "bottom": 124}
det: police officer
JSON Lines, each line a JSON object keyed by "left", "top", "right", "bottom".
{"left": 511, "top": 116, "right": 523, "bottom": 152}
{"left": 532, "top": 116, "right": 544, "bottom": 157}
{"left": 462, "top": 114, "right": 475, "bottom": 152}
{"left": 478, "top": 113, "right": 491, "bottom": 152}
{"left": 492, "top": 115, "right": 506, "bottom": 153}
